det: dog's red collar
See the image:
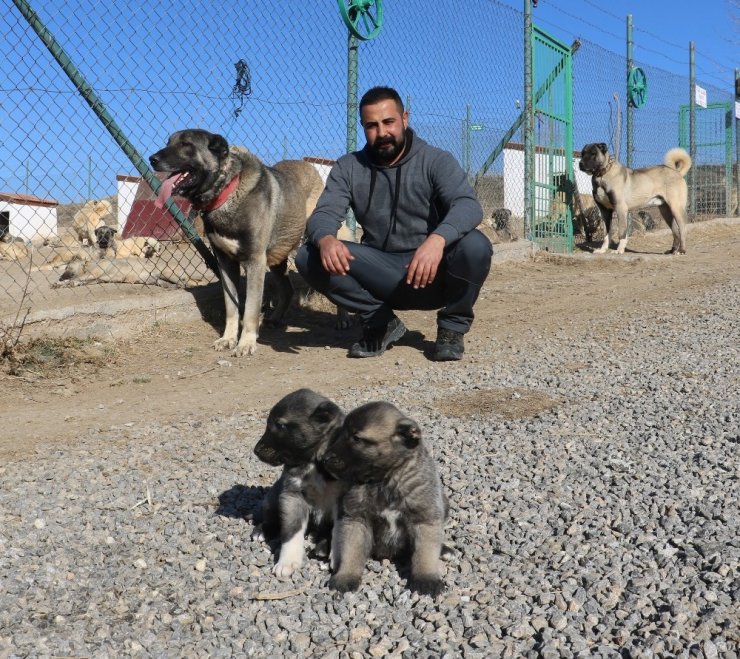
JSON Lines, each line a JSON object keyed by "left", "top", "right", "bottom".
{"left": 196, "top": 174, "right": 240, "bottom": 212}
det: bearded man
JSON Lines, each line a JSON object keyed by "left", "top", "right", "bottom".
{"left": 295, "top": 86, "right": 492, "bottom": 361}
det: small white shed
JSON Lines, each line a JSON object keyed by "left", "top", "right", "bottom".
{"left": 0, "top": 192, "right": 59, "bottom": 243}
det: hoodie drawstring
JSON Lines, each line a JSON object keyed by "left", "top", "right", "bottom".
{"left": 382, "top": 166, "right": 402, "bottom": 250}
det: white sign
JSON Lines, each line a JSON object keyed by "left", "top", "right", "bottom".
{"left": 695, "top": 85, "right": 707, "bottom": 108}
{"left": 736, "top": 101, "right": 740, "bottom": 120}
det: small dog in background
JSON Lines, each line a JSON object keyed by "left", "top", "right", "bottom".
{"left": 322, "top": 401, "right": 449, "bottom": 597}
{"left": 579, "top": 143, "right": 691, "bottom": 254}
{"left": 94, "top": 226, "right": 161, "bottom": 259}
{"left": 72, "top": 199, "right": 113, "bottom": 246}
{"left": 253, "top": 389, "right": 345, "bottom": 579}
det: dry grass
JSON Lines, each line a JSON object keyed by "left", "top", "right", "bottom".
{"left": 2, "top": 336, "right": 117, "bottom": 379}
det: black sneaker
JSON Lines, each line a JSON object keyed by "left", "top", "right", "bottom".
{"left": 431, "top": 328, "right": 465, "bottom": 361}
{"left": 348, "top": 317, "right": 407, "bottom": 358}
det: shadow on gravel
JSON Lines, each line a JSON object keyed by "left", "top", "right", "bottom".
{"left": 215, "top": 483, "right": 266, "bottom": 521}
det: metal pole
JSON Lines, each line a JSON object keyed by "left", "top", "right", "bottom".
{"left": 689, "top": 41, "right": 696, "bottom": 217}
{"left": 346, "top": 32, "right": 359, "bottom": 235}
{"left": 626, "top": 14, "right": 633, "bottom": 167}
{"left": 346, "top": 33, "right": 359, "bottom": 154}
{"left": 11, "top": 0, "right": 218, "bottom": 274}
{"left": 465, "top": 103, "right": 472, "bottom": 175}
{"left": 524, "top": 0, "right": 534, "bottom": 239}
{"left": 736, "top": 69, "right": 740, "bottom": 217}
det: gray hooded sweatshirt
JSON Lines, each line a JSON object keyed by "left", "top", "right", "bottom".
{"left": 306, "top": 129, "right": 483, "bottom": 253}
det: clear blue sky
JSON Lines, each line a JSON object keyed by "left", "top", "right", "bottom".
{"left": 498, "top": 0, "right": 739, "bottom": 87}
{"left": 2, "top": 0, "right": 738, "bottom": 203}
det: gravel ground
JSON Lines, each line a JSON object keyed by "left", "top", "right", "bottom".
{"left": 1, "top": 279, "right": 738, "bottom": 658}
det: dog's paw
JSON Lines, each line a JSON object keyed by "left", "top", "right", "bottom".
{"left": 328, "top": 573, "right": 361, "bottom": 593}
{"left": 273, "top": 559, "right": 301, "bottom": 579}
{"left": 408, "top": 575, "right": 445, "bottom": 598}
{"left": 213, "top": 337, "right": 236, "bottom": 351}
{"left": 232, "top": 332, "right": 257, "bottom": 357}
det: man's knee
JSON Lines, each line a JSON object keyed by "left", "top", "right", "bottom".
{"left": 446, "top": 229, "right": 493, "bottom": 282}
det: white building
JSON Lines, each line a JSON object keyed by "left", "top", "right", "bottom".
{"left": 503, "top": 143, "right": 592, "bottom": 217}
{"left": 0, "top": 192, "right": 59, "bottom": 243}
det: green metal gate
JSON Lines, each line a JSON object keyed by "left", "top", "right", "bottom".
{"left": 679, "top": 102, "right": 734, "bottom": 217}
{"left": 530, "top": 26, "right": 574, "bottom": 253}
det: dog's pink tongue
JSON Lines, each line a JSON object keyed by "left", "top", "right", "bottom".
{"left": 154, "top": 174, "right": 181, "bottom": 209}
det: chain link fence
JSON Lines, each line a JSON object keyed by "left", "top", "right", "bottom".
{"left": 1, "top": 0, "right": 737, "bottom": 314}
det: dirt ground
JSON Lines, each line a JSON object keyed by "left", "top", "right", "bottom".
{"left": 1, "top": 220, "right": 738, "bottom": 461}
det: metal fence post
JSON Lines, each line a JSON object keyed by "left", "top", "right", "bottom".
{"left": 689, "top": 41, "right": 696, "bottom": 217}
{"left": 345, "top": 32, "right": 359, "bottom": 235}
{"left": 736, "top": 69, "right": 740, "bottom": 217}
{"left": 524, "top": 0, "right": 534, "bottom": 239}
{"left": 626, "top": 14, "right": 633, "bottom": 168}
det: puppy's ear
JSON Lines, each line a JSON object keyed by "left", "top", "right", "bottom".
{"left": 598, "top": 143, "right": 608, "bottom": 154}
{"left": 311, "top": 400, "right": 342, "bottom": 426}
{"left": 396, "top": 418, "right": 421, "bottom": 448}
{"left": 209, "top": 133, "right": 230, "bottom": 159}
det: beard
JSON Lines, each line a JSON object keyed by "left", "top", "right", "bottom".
{"left": 369, "top": 131, "right": 406, "bottom": 164}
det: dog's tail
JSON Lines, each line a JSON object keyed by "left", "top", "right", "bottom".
{"left": 664, "top": 148, "right": 691, "bottom": 176}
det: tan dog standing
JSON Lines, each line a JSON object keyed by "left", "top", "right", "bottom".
{"left": 578, "top": 143, "right": 691, "bottom": 254}
{"left": 150, "top": 129, "right": 325, "bottom": 357}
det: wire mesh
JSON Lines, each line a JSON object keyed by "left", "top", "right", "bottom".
{"left": 1, "top": 0, "right": 737, "bottom": 313}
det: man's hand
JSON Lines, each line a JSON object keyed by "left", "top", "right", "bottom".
{"left": 406, "top": 234, "right": 445, "bottom": 289}
{"left": 318, "top": 235, "right": 354, "bottom": 275}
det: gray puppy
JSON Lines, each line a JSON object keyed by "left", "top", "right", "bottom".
{"left": 253, "top": 388, "right": 345, "bottom": 579}
{"left": 578, "top": 143, "right": 691, "bottom": 255}
{"left": 321, "top": 401, "right": 449, "bottom": 597}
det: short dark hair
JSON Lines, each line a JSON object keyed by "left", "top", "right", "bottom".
{"left": 359, "top": 86, "right": 404, "bottom": 114}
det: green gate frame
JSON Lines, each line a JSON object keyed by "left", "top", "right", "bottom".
{"left": 530, "top": 26, "right": 574, "bottom": 253}
{"left": 678, "top": 102, "right": 733, "bottom": 216}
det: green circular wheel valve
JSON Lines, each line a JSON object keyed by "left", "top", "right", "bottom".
{"left": 628, "top": 67, "right": 648, "bottom": 108}
{"left": 337, "top": 0, "right": 384, "bottom": 40}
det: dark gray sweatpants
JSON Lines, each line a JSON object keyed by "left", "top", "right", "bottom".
{"left": 294, "top": 229, "right": 493, "bottom": 334}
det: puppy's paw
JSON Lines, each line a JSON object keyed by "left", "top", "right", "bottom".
{"left": 251, "top": 525, "right": 266, "bottom": 542}
{"left": 273, "top": 559, "right": 301, "bottom": 579}
{"left": 593, "top": 246, "right": 608, "bottom": 254}
{"left": 213, "top": 337, "right": 236, "bottom": 351}
{"left": 408, "top": 575, "right": 445, "bottom": 598}
{"left": 329, "top": 573, "right": 361, "bottom": 593}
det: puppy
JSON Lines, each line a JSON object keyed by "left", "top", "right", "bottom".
{"left": 253, "top": 389, "right": 345, "bottom": 578}
{"left": 578, "top": 143, "right": 691, "bottom": 254}
{"left": 322, "top": 401, "right": 449, "bottom": 597}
